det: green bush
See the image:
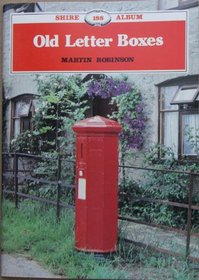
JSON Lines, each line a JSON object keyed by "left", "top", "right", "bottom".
{"left": 119, "top": 144, "right": 199, "bottom": 229}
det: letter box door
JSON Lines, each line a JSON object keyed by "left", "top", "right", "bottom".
{"left": 73, "top": 116, "right": 122, "bottom": 253}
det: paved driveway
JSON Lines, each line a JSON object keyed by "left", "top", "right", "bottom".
{"left": 1, "top": 254, "right": 64, "bottom": 278}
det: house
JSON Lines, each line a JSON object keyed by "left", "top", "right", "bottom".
{"left": 2, "top": 0, "right": 199, "bottom": 162}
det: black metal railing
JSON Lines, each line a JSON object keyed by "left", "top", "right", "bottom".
{"left": 2, "top": 152, "right": 199, "bottom": 262}
{"left": 119, "top": 163, "right": 199, "bottom": 262}
{"left": 2, "top": 152, "right": 75, "bottom": 221}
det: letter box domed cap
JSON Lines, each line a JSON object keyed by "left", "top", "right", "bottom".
{"left": 72, "top": 116, "right": 122, "bottom": 133}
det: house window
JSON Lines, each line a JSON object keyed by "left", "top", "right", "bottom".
{"left": 160, "top": 86, "right": 179, "bottom": 157}
{"left": 11, "top": 94, "right": 35, "bottom": 140}
{"left": 158, "top": 0, "right": 178, "bottom": 10}
{"left": 182, "top": 113, "right": 199, "bottom": 156}
{"left": 158, "top": 0, "right": 198, "bottom": 9}
{"left": 3, "top": 3, "right": 36, "bottom": 13}
{"left": 159, "top": 82, "right": 199, "bottom": 160}
{"left": 171, "top": 85, "right": 199, "bottom": 104}
{"left": 179, "top": 0, "right": 199, "bottom": 7}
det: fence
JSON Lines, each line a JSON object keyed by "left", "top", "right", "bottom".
{"left": 2, "top": 152, "right": 199, "bottom": 262}
{"left": 2, "top": 152, "right": 75, "bottom": 221}
{"left": 119, "top": 163, "right": 199, "bottom": 263}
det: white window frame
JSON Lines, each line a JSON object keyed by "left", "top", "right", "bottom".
{"left": 171, "top": 85, "right": 199, "bottom": 104}
{"left": 159, "top": 83, "right": 199, "bottom": 161}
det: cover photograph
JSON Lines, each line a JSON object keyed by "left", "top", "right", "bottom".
{"left": 1, "top": 0, "right": 199, "bottom": 279}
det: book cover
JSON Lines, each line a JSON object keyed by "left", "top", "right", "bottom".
{"left": 1, "top": 0, "right": 199, "bottom": 279}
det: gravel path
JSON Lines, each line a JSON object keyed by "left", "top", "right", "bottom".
{"left": 1, "top": 254, "right": 64, "bottom": 278}
{"left": 120, "top": 221, "right": 199, "bottom": 259}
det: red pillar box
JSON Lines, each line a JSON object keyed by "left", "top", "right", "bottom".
{"left": 72, "top": 116, "right": 122, "bottom": 253}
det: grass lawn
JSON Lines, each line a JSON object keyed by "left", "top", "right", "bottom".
{"left": 1, "top": 199, "right": 127, "bottom": 279}
{"left": 2, "top": 199, "right": 199, "bottom": 279}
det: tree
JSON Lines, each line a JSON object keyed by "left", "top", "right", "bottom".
{"left": 33, "top": 74, "right": 89, "bottom": 156}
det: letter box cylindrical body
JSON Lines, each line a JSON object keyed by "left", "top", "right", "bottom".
{"left": 72, "top": 116, "right": 122, "bottom": 253}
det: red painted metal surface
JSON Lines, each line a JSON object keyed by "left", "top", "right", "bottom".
{"left": 72, "top": 116, "right": 122, "bottom": 253}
